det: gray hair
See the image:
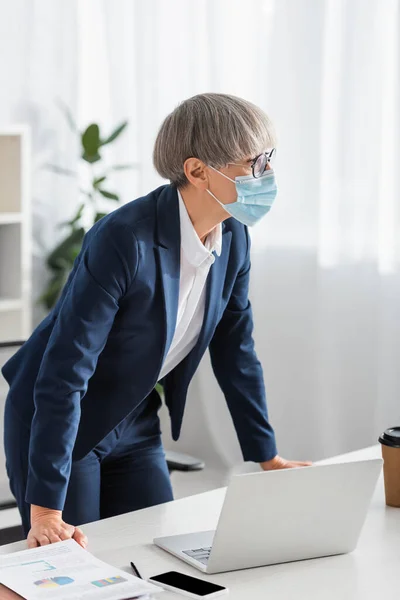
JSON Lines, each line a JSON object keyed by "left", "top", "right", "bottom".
{"left": 153, "top": 93, "right": 276, "bottom": 188}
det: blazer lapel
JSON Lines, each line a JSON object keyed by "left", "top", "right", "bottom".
{"left": 155, "top": 186, "right": 181, "bottom": 365}
{"left": 194, "top": 229, "right": 232, "bottom": 355}
{"left": 171, "top": 227, "right": 232, "bottom": 385}
{"left": 164, "top": 226, "right": 232, "bottom": 441}
{"left": 155, "top": 185, "right": 233, "bottom": 377}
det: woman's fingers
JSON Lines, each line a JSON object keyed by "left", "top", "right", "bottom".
{"left": 59, "top": 528, "right": 73, "bottom": 541}
{"left": 27, "top": 534, "right": 39, "bottom": 549}
{"left": 35, "top": 535, "right": 51, "bottom": 546}
{"left": 283, "top": 461, "right": 313, "bottom": 469}
{"left": 48, "top": 533, "right": 63, "bottom": 544}
{"left": 261, "top": 455, "right": 313, "bottom": 471}
{"left": 0, "top": 583, "right": 26, "bottom": 599}
{"left": 73, "top": 527, "right": 88, "bottom": 548}
{"left": 27, "top": 514, "right": 83, "bottom": 547}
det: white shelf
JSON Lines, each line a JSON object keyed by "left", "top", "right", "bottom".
{"left": 0, "top": 223, "right": 22, "bottom": 298}
{"left": 0, "top": 299, "right": 23, "bottom": 312}
{"left": 0, "top": 128, "right": 31, "bottom": 343}
{"left": 0, "top": 213, "right": 22, "bottom": 224}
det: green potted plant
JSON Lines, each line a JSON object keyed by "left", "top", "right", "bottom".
{"left": 40, "top": 103, "right": 135, "bottom": 310}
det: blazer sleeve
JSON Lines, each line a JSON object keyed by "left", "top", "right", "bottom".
{"left": 25, "top": 221, "right": 139, "bottom": 510}
{"left": 209, "top": 227, "right": 278, "bottom": 463}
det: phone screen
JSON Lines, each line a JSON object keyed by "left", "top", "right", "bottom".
{"left": 149, "top": 571, "right": 225, "bottom": 596}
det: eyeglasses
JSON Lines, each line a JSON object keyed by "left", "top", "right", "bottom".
{"left": 228, "top": 148, "right": 276, "bottom": 178}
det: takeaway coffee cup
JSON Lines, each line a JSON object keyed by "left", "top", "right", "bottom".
{"left": 379, "top": 427, "right": 400, "bottom": 507}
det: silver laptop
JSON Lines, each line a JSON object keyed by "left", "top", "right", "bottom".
{"left": 154, "top": 458, "right": 382, "bottom": 574}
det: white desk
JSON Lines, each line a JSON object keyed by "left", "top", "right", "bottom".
{"left": 1, "top": 445, "right": 399, "bottom": 599}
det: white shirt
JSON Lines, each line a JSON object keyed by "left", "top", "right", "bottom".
{"left": 159, "top": 190, "right": 222, "bottom": 380}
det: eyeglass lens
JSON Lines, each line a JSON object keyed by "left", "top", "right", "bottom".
{"left": 253, "top": 153, "right": 268, "bottom": 178}
{"left": 253, "top": 150, "right": 275, "bottom": 177}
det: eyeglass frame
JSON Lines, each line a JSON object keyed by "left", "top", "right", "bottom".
{"left": 228, "top": 148, "right": 276, "bottom": 178}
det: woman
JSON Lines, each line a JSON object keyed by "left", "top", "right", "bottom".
{"left": 3, "top": 93, "right": 311, "bottom": 549}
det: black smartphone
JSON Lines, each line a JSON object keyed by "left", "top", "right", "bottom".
{"left": 148, "top": 570, "right": 228, "bottom": 598}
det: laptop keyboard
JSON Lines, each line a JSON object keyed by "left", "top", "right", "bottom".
{"left": 182, "top": 546, "right": 212, "bottom": 565}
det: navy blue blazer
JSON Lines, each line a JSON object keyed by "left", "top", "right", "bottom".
{"left": 2, "top": 184, "right": 277, "bottom": 510}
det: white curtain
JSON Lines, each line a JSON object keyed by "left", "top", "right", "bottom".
{"left": 2, "top": 0, "right": 399, "bottom": 480}
{"left": 0, "top": 0, "right": 79, "bottom": 324}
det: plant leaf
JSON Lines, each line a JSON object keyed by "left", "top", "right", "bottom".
{"left": 94, "top": 212, "right": 107, "bottom": 223}
{"left": 82, "top": 123, "right": 101, "bottom": 163}
{"left": 47, "top": 228, "right": 85, "bottom": 271}
{"left": 155, "top": 382, "right": 164, "bottom": 398}
{"left": 44, "top": 164, "right": 77, "bottom": 177}
{"left": 100, "top": 121, "right": 128, "bottom": 146}
{"left": 70, "top": 203, "right": 85, "bottom": 227}
{"left": 58, "top": 203, "right": 86, "bottom": 229}
{"left": 98, "top": 189, "right": 120, "bottom": 201}
{"left": 108, "top": 163, "right": 138, "bottom": 171}
{"left": 93, "top": 176, "right": 107, "bottom": 187}
{"left": 82, "top": 123, "right": 100, "bottom": 152}
{"left": 82, "top": 151, "right": 101, "bottom": 164}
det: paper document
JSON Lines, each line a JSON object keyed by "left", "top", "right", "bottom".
{"left": 0, "top": 539, "right": 160, "bottom": 599}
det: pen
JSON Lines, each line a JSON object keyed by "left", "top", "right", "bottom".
{"left": 130, "top": 561, "right": 143, "bottom": 579}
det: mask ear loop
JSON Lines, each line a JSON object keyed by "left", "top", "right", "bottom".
{"left": 206, "top": 189, "right": 232, "bottom": 215}
{"left": 208, "top": 165, "right": 236, "bottom": 184}
{"left": 206, "top": 166, "right": 236, "bottom": 213}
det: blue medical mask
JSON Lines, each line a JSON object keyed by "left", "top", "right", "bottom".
{"left": 207, "top": 167, "right": 277, "bottom": 227}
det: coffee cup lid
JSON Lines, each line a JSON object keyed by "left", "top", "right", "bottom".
{"left": 379, "top": 427, "right": 400, "bottom": 448}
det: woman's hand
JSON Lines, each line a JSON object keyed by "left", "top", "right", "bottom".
{"left": 261, "top": 455, "right": 312, "bottom": 471}
{"left": 0, "top": 584, "right": 25, "bottom": 599}
{"left": 27, "top": 505, "right": 88, "bottom": 549}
